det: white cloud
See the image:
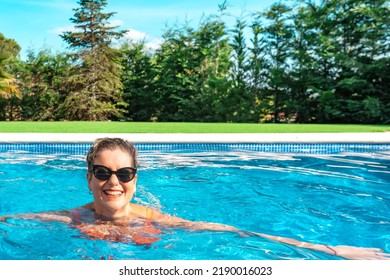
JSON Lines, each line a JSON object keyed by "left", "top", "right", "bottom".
{"left": 48, "top": 25, "right": 76, "bottom": 35}
{"left": 122, "top": 30, "right": 163, "bottom": 51}
{"left": 145, "top": 38, "right": 163, "bottom": 52}
{"left": 123, "top": 29, "right": 150, "bottom": 41}
{"left": 49, "top": 24, "right": 163, "bottom": 52}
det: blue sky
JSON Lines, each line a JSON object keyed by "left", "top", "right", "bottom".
{"left": 1, "top": 0, "right": 276, "bottom": 59}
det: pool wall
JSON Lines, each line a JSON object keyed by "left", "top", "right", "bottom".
{"left": 1, "top": 133, "right": 389, "bottom": 155}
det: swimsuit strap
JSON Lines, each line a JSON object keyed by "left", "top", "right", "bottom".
{"left": 145, "top": 208, "right": 154, "bottom": 220}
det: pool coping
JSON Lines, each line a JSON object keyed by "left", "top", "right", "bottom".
{"left": 0, "top": 132, "right": 389, "bottom": 143}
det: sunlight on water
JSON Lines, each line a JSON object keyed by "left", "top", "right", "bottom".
{"left": 0, "top": 147, "right": 389, "bottom": 259}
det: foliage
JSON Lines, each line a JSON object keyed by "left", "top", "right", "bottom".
{"left": 120, "top": 41, "right": 155, "bottom": 121}
{"left": 0, "top": 33, "right": 21, "bottom": 98}
{"left": 1, "top": 0, "right": 389, "bottom": 124}
{"left": 299, "top": 0, "right": 390, "bottom": 123}
{"left": 60, "top": 0, "right": 127, "bottom": 120}
{"left": 151, "top": 7, "right": 232, "bottom": 122}
{"left": 0, "top": 49, "right": 73, "bottom": 120}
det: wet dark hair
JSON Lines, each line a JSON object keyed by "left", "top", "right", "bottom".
{"left": 86, "top": 138, "right": 138, "bottom": 171}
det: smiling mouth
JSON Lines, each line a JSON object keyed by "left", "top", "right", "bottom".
{"left": 103, "top": 190, "right": 123, "bottom": 196}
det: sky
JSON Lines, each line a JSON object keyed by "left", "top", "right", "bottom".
{"left": 0, "top": 0, "right": 277, "bottom": 60}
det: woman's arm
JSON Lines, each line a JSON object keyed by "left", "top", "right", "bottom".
{"left": 156, "top": 213, "right": 390, "bottom": 260}
{"left": 243, "top": 231, "right": 390, "bottom": 260}
{"left": 156, "top": 213, "right": 240, "bottom": 232}
{"left": 0, "top": 211, "right": 72, "bottom": 224}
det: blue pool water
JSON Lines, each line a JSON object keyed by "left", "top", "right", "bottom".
{"left": 0, "top": 143, "right": 389, "bottom": 260}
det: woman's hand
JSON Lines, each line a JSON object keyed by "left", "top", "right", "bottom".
{"left": 331, "top": 245, "right": 390, "bottom": 260}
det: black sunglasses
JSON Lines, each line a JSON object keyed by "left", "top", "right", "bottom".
{"left": 89, "top": 165, "right": 137, "bottom": 183}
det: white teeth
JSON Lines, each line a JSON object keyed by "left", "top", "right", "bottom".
{"left": 104, "top": 190, "right": 122, "bottom": 195}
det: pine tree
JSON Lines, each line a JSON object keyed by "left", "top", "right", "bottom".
{"left": 258, "top": 3, "right": 294, "bottom": 123}
{"left": 60, "top": 0, "right": 126, "bottom": 120}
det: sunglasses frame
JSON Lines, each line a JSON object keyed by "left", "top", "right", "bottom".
{"left": 89, "top": 164, "right": 137, "bottom": 183}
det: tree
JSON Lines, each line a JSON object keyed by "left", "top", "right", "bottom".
{"left": 190, "top": 12, "right": 232, "bottom": 122}
{"left": 60, "top": 0, "right": 126, "bottom": 120}
{"left": 227, "top": 18, "right": 255, "bottom": 122}
{"left": 0, "top": 33, "right": 21, "bottom": 98}
{"left": 306, "top": 0, "right": 390, "bottom": 123}
{"left": 286, "top": 1, "right": 322, "bottom": 123}
{"left": 257, "top": 3, "right": 294, "bottom": 122}
{"left": 120, "top": 41, "right": 156, "bottom": 121}
{"left": 152, "top": 23, "right": 198, "bottom": 121}
{"left": 247, "top": 20, "right": 270, "bottom": 122}
{"left": 14, "top": 49, "right": 73, "bottom": 120}
{"left": 152, "top": 11, "right": 232, "bottom": 122}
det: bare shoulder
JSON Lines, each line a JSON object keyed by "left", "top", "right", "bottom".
{"left": 129, "top": 203, "right": 162, "bottom": 219}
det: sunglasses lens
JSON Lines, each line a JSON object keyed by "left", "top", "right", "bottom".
{"left": 116, "top": 168, "right": 135, "bottom": 183}
{"left": 92, "top": 165, "right": 136, "bottom": 182}
{"left": 93, "top": 166, "right": 112, "bottom": 181}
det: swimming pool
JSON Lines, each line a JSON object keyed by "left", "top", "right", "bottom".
{"left": 0, "top": 141, "right": 389, "bottom": 260}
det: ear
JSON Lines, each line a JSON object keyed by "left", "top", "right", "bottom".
{"left": 87, "top": 172, "right": 93, "bottom": 193}
{"left": 86, "top": 172, "right": 92, "bottom": 182}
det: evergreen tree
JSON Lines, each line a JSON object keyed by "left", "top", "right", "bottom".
{"left": 248, "top": 20, "right": 270, "bottom": 122}
{"left": 305, "top": 0, "right": 390, "bottom": 123}
{"left": 257, "top": 3, "right": 294, "bottom": 122}
{"left": 60, "top": 0, "right": 126, "bottom": 120}
{"left": 120, "top": 41, "right": 155, "bottom": 121}
{"left": 228, "top": 18, "right": 253, "bottom": 122}
{"left": 287, "top": 1, "right": 320, "bottom": 123}
{"left": 191, "top": 12, "right": 232, "bottom": 122}
{"left": 152, "top": 13, "right": 232, "bottom": 122}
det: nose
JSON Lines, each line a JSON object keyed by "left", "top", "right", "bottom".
{"left": 107, "top": 173, "right": 120, "bottom": 185}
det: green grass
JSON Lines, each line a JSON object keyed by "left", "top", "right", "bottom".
{"left": 0, "top": 121, "right": 389, "bottom": 133}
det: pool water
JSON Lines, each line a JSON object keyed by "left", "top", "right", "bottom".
{"left": 0, "top": 144, "right": 389, "bottom": 260}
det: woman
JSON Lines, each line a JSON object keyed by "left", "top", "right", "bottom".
{"left": 1, "top": 137, "right": 389, "bottom": 260}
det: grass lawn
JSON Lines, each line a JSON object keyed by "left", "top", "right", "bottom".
{"left": 0, "top": 121, "right": 389, "bottom": 133}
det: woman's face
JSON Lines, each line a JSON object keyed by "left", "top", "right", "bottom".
{"left": 87, "top": 148, "right": 137, "bottom": 218}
